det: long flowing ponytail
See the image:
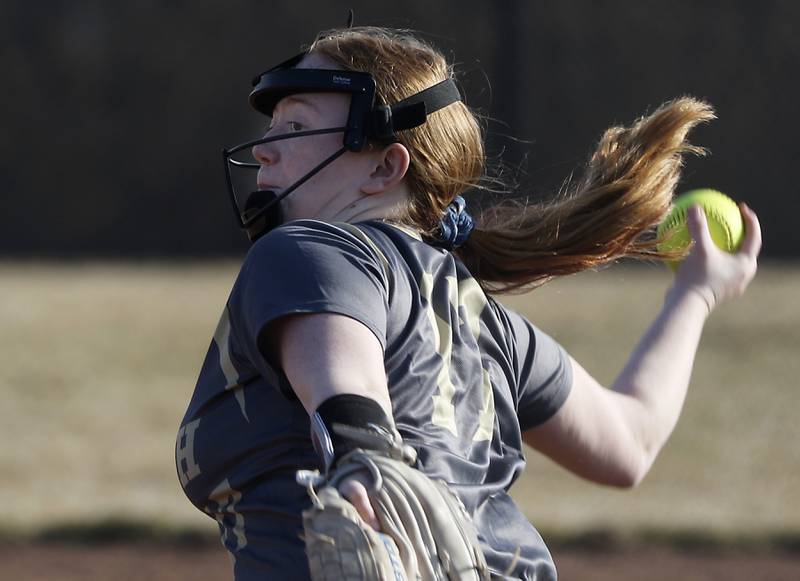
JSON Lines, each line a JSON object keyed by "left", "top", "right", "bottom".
{"left": 457, "top": 98, "right": 715, "bottom": 293}
{"left": 309, "top": 28, "right": 714, "bottom": 294}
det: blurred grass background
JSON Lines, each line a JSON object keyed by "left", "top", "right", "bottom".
{"left": 0, "top": 262, "right": 797, "bottom": 545}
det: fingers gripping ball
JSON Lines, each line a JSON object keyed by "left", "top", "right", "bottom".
{"left": 657, "top": 189, "right": 745, "bottom": 269}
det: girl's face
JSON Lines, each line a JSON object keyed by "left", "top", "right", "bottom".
{"left": 251, "top": 53, "right": 381, "bottom": 223}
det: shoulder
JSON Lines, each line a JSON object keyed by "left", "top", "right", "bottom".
{"left": 485, "top": 297, "right": 520, "bottom": 344}
{"left": 241, "top": 220, "right": 390, "bottom": 273}
{"left": 248, "top": 220, "right": 367, "bottom": 256}
{"left": 229, "top": 220, "right": 395, "bottom": 345}
{"left": 236, "top": 220, "right": 392, "bottom": 302}
{"left": 489, "top": 299, "right": 545, "bottom": 347}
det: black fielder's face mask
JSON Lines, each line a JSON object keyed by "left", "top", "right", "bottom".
{"left": 222, "top": 51, "right": 462, "bottom": 242}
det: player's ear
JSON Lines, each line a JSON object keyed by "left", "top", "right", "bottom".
{"left": 360, "top": 143, "right": 410, "bottom": 195}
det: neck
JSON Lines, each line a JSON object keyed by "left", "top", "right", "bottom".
{"left": 329, "top": 186, "right": 412, "bottom": 224}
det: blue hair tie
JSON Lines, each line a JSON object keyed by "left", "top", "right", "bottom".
{"left": 434, "top": 195, "right": 475, "bottom": 250}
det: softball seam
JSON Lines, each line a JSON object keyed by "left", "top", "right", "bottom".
{"left": 661, "top": 205, "right": 735, "bottom": 249}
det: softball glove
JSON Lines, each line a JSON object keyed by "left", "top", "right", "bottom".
{"left": 296, "top": 424, "right": 490, "bottom": 581}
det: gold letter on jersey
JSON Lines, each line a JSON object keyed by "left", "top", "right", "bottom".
{"left": 421, "top": 272, "right": 496, "bottom": 441}
{"left": 422, "top": 273, "right": 459, "bottom": 436}
{"left": 206, "top": 479, "right": 248, "bottom": 564}
{"left": 176, "top": 418, "right": 202, "bottom": 487}
{"left": 214, "top": 308, "right": 249, "bottom": 422}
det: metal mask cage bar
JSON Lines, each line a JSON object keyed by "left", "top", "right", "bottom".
{"left": 222, "top": 127, "right": 348, "bottom": 229}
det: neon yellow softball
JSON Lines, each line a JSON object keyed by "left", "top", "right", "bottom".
{"left": 657, "top": 189, "right": 745, "bottom": 269}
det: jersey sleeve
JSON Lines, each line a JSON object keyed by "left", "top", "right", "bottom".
{"left": 503, "top": 307, "right": 573, "bottom": 431}
{"left": 228, "top": 220, "right": 390, "bottom": 394}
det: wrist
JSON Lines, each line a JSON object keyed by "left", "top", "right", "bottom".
{"left": 312, "top": 394, "right": 395, "bottom": 472}
{"left": 665, "top": 283, "right": 715, "bottom": 317}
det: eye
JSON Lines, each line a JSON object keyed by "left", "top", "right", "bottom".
{"left": 288, "top": 121, "right": 304, "bottom": 132}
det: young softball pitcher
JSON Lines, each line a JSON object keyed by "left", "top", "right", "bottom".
{"left": 176, "top": 26, "right": 761, "bottom": 580}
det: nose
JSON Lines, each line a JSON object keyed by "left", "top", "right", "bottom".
{"left": 252, "top": 134, "right": 278, "bottom": 165}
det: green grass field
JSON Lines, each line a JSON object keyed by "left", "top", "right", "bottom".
{"left": 1, "top": 261, "right": 798, "bottom": 545}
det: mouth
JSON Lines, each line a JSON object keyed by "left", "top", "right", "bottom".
{"left": 256, "top": 170, "right": 280, "bottom": 192}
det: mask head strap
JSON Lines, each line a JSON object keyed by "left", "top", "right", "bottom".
{"left": 248, "top": 52, "right": 461, "bottom": 149}
{"left": 370, "top": 78, "right": 461, "bottom": 141}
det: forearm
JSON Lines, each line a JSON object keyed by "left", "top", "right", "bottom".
{"left": 526, "top": 205, "right": 760, "bottom": 487}
{"left": 612, "top": 284, "right": 710, "bottom": 469}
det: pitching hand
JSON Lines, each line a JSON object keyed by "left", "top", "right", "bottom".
{"left": 673, "top": 202, "right": 761, "bottom": 312}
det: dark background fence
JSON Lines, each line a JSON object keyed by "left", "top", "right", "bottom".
{"left": 2, "top": 0, "right": 796, "bottom": 258}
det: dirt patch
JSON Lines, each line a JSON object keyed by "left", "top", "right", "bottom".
{"left": 552, "top": 547, "right": 800, "bottom": 580}
{"left": 2, "top": 543, "right": 231, "bottom": 581}
{"left": 3, "top": 543, "right": 799, "bottom": 580}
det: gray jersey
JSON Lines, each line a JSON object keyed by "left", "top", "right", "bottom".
{"left": 177, "top": 220, "right": 572, "bottom": 580}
